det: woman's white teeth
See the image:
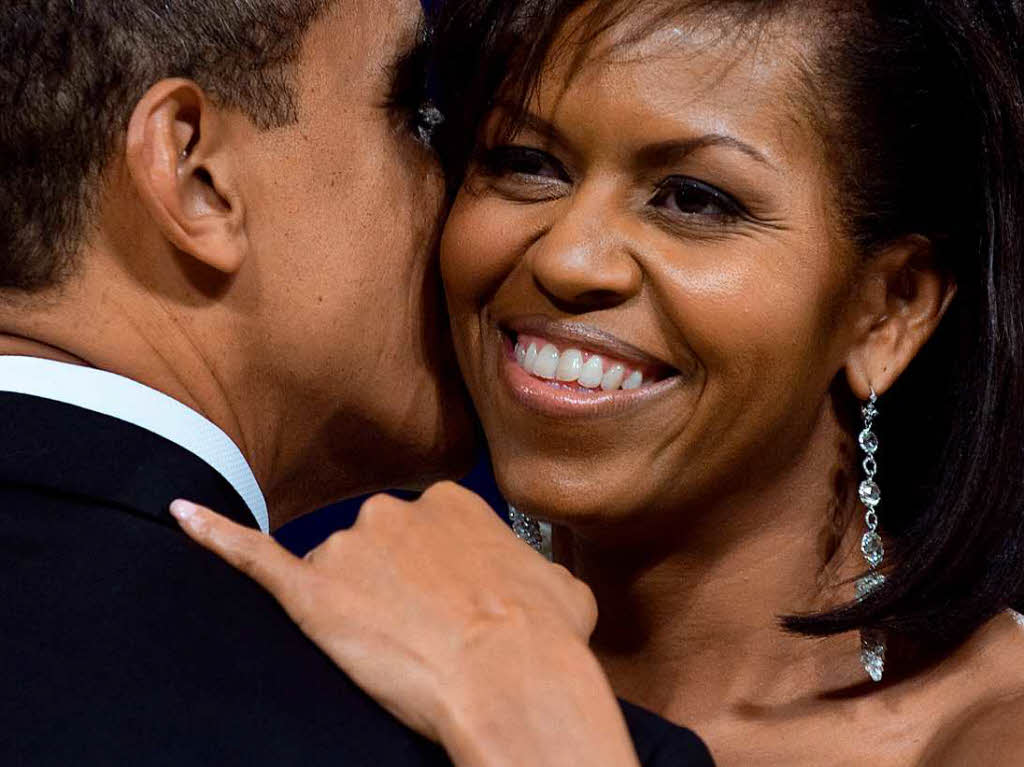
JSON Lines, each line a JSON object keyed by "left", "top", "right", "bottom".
{"left": 524, "top": 342, "right": 539, "bottom": 372}
{"left": 600, "top": 363, "right": 626, "bottom": 391}
{"left": 533, "top": 344, "right": 560, "bottom": 379}
{"left": 622, "top": 370, "right": 643, "bottom": 390}
{"left": 578, "top": 355, "right": 605, "bottom": 388}
{"left": 513, "top": 339, "right": 646, "bottom": 391}
{"left": 555, "top": 349, "right": 583, "bottom": 381}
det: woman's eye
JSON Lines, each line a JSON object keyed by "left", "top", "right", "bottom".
{"left": 650, "top": 177, "right": 745, "bottom": 219}
{"left": 479, "top": 146, "right": 567, "bottom": 181}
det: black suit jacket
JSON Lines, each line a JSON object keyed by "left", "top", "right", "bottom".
{"left": 0, "top": 392, "right": 714, "bottom": 765}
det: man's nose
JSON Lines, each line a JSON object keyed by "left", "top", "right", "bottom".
{"left": 528, "top": 199, "right": 643, "bottom": 312}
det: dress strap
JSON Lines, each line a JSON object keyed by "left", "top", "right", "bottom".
{"left": 1010, "top": 609, "right": 1024, "bottom": 629}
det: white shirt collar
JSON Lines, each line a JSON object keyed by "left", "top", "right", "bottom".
{"left": 0, "top": 355, "right": 269, "bottom": 532}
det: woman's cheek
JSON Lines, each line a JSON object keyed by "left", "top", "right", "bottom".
{"left": 442, "top": 194, "right": 517, "bottom": 305}
{"left": 655, "top": 258, "right": 828, "bottom": 395}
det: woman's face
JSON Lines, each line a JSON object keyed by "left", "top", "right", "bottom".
{"left": 442, "top": 14, "right": 863, "bottom": 538}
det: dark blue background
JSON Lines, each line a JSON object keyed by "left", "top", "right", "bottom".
{"left": 274, "top": 449, "right": 507, "bottom": 554}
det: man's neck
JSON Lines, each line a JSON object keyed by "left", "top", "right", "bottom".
{"left": 0, "top": 281, "right": 377, "bottom": 528}
{"left": 0, "top": 334, "right": 92, "bottom": 365}
{"left": 0, "top": 304, "right": 252, "bottom": 457}
{"left": 0, "top": 277, "right": 283, "bottom": 516}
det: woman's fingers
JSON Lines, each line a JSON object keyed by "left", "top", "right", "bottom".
{"left": 167, "top": 487, "right": 609, "bottom": 757}
{"left": 169, "top": 499, "right": 306, "bottom": 602}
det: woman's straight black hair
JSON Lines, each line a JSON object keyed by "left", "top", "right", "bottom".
{"left": 430, "top": 0, "right": 1024, "bottom": 654}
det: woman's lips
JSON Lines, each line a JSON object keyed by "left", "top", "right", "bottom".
{"left": 496, "top": 331, "right": 683, "bottom": 418}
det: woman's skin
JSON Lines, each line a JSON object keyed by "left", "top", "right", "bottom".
{"left": 174, "top": 6, "right": 1024, "bottom": 766}
{"left": 439, "top": 10, "right": 1024, "bottom": 764}
{"left": 440, "top": 10, "right": 1024, "bottom": 761}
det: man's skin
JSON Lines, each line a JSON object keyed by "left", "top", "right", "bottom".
{"left": 0, "top": 0, "right": 475, "bottom": 526}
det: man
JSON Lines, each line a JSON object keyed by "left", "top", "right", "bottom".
{"left": 0, "top": 0, "right": 710, "bottom": 764}
{"left": 0, "top": 0, "right": 468, "bottom": 762}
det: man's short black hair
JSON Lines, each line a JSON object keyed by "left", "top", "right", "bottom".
{"left": 0, "top": 0, "right": 333, "bottom": 292}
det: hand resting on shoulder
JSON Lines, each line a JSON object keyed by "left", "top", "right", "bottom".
{"left": 170, "top": 482, "right": 643, "bottom": 767}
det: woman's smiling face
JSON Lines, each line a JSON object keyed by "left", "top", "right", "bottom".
{"left": 441, "top": 12, "right": 867, "bottom": 537}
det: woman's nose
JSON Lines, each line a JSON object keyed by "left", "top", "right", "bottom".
{"left": 528, "top": 203, "right": 643, "bottom": 312}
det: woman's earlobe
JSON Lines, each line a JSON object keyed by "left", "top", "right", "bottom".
{"left": 125, "top": 78, "right": 248, "bottom": 275}
{"left": 844, "top": 237, "right": 956, "bottom": 398}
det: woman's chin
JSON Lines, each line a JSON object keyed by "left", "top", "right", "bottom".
{"left": 497, "top": 476, "right": 650, "bottom": 528}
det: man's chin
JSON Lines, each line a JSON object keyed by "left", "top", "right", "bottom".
{"left": 400, "top": 384, "right": 479, "bottom": 489}
{"left": 328, "top": 379, "right": 476, "bottom": 487}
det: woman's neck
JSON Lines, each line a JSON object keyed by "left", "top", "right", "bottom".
{"left": 564, "top": 408, "right": 871, "bottom": 727}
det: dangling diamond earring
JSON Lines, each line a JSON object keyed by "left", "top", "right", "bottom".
{"left": 855, "top": 388, "right": 886, "bottom": 682}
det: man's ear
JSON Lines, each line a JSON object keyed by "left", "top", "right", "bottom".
{"left": 125, "top": 78, "right": 247, "bottom": 274}
{"left": 845, "top": 236, "right": 956, "bottom": 399}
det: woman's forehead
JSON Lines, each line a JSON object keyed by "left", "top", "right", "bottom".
{"left": 528, "top": 10, "right": 818, "bottom": 166}
{"left": 543, "top": 2, "right": 815, "bottom": 100}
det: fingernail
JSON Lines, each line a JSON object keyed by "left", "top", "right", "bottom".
{"left": 169, "top": 499, "right": 200, "bottom": 522}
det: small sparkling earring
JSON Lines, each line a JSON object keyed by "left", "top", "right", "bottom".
{"left": 856, "top": 388, "right": 886, "bottom": 682}
{"left": 509, "top": 505, "right": 552, "bottom": 559}
{"left": 509, "top": 505, "right": 543, "bottom": 552}
{"left": 415, "top": 102, "right": 444, "bottom": 145}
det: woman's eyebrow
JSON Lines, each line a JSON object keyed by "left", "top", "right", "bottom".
{"left": 499, "top": 107, "right": 775, "bottom": 172}
{"left": 490, "top": 107, "right": 575, "bottom": 155}
{"left": 514, "top": 111, "right": 563, "bottom": 142}
{"left": 637, "top": 135, "right": 776, "bottom": 171}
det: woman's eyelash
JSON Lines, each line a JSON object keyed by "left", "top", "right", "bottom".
{"left": 478, "top": 146, "right": 568, "bottom": 180}
{"left": 478, "top": 146, "right": 749, "bottom": 222}
{"left": 649, "top": 176, "right": 748, "bottom": 220}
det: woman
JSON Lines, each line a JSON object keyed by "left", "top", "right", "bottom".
{"left": 172, "top": 0, "right": 1024, "bottom": 763}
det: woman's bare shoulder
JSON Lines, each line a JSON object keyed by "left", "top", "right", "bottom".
{"left": 919, "top": 690, "right": 1024, "bottom": 766}
{"left": 916, "top": 614, "right": 1024, "bottom": 765}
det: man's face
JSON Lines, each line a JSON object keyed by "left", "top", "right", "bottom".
{"left": 235, "top": 0, "right": 474, "bottom": 508}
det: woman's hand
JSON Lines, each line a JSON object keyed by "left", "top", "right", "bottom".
{"left": 170, "top": 482, "right": 641, "bottom": 767}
